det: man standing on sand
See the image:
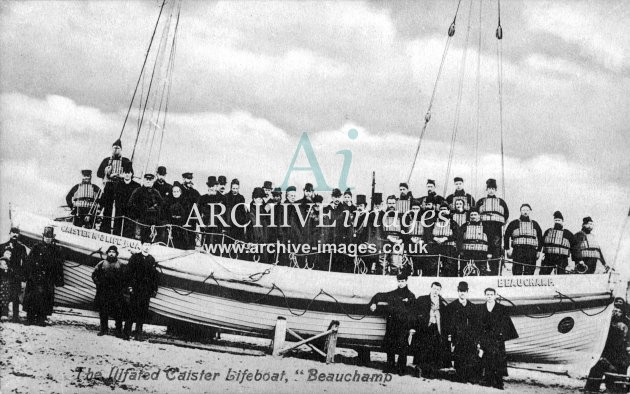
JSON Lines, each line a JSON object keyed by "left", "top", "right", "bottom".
{"left": 92, "top": 246, "right": 127, "bottom": 337}
{"left": 124, "top": 243, "right": 160, "bottom": 341}
{"left": 445, "top": 281, "right": 479, "bottom": 383}
{"left": 0, "top": 227, "right": 27, "bottom": 322}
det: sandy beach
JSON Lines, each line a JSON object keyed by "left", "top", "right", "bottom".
{"left": 0, "top": 308, "right": 587, "bottom": 394}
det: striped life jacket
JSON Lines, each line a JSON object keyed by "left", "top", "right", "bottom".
{"left": 433, "top": 221, "right": 455, "bottom": 246}
{"left": 73, "top": 183, "right": 98, "bottom": 208}
{"left": 575, "top": 232, "right": 602, "bottom": 260}
{"left": 452, "top": 212, "right": 467, "bottom": 227}
{"left": 396, "top": 199, "right": 410, "bottom": 213}
{"left": 462, "top": 223, "right": 488, "bottom": 252}
{"left": 383, "top": 212, "right": 402, "bottom": 235}
{"left": 479, "top": 197, "right": 506, "bottom": 224}
{"left": 543, "top": 229, "right": 571, "bottom": 256}
{"left": 107, "top": 158, "right": 123, "bottom": 181}
{"left": 511, "top": 221, "right": 539, "bottom": 248}
{"left": 407, "top": 220, "right": 425, "bottom": 236}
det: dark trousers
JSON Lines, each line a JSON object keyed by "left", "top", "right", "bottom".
{"left": 2, "top": 280, "right": 21, "bottom": 319}
{"left": 512, "top": 246, "right": 537, "bottom": 275}
{"left": 124, "top": 293, "right": 151, "bottom": 336}
{"left": 72, "top": 207, "right": 95, "bottom": 228}
{"left": 99, "top": 308, "right": 123, "bottom": 333}
{"left": 584, "top": 357, "right": 627, "bottom": 392}
{"left": 453, "top": 340, "right": 480, "bottom": 382}
{"left": 386, "top": 352, "right": 408, "bottom": 374}
{"left": 540, "top": 254, "right": 568, "bottom": 275}
{"left": 484, "top": 222, "right": 504, "bottom": 258}
{"left": 581, "top": 258, "right": 599, "bottom": 274}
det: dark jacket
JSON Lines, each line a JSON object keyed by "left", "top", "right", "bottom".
{"left": 0, "top": 240, "right": 27, "bottom": 281}
{"left": 92, "top": 259, "right": 128, "bottom": 311}
{"left": 128, "top": 186, "right": 164, "bottom": 222}
{"left": 23, "top": 241, "right": 64, "bottom": 316}
{"left": 369, "top": 286, "right": 416, "bottom": 353}
{"left": 477, "top": 302, "right": 519, "bottom": 374}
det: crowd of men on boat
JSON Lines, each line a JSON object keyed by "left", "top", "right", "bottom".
{"left": 65, "top": 138, "right": 608, "bottom": 277}
{"left": 370, "top": 276, "right": 518, "bottom": 389}
{"left": 0, "top": 225, "right": 159, "bottom": 342}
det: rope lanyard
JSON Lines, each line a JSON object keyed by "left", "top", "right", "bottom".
{"left": 496, "top": 0, "right": 506, "bottom": 199}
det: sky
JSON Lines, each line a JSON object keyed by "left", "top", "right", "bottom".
{"left": 0, "top": 1, "right": 628, "bottom": 272}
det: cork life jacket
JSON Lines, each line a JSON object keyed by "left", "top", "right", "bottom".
{"left": 575, "top": 232, "right": 602, "bottom": 260}
{"left": 462, "top": 222, "right": 488, "bottom": 252}
{"left": 73, "top": 183, "right": 99, "bottom": 208}
{"left": 511, "top": 220, "right": 538, "bottom": 248}
{"left": 383, "top": 211, "right": 402, "bottom": 236}
{"left": 543, "top": 229, "right": 571, "bottom": 256}
{"left": 396, "top": 199, "right": 411, "bottom": 213}
{"left": 479, "top": 197, "right": 506, "bottom": 224}
{"left": 432, "top": 220, "right": 455, "bottom": 246}
{"left": 452, "top": 211, "right": 467, "bottom": 227}
{"left": 106, "top": 158, "right": 123, "bottom": 182}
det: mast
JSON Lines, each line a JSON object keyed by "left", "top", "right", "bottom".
{"left": 370, "top": 171, "right": 376, "bottom": 210}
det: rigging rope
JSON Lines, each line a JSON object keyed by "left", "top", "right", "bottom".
{"left": 496, "top": 0, "right": 506, "bottom": 198}
{"left": 407, "top": 0, "right": 463, "bottom": 183}
{"left": 473, "top": 0, "right": 483, "bottom": 197}
{"left": 119, "top": 0, "right": 166, "bottom": 141}
{"left": 442, "top": 0, "right": 475, "bottom": 196}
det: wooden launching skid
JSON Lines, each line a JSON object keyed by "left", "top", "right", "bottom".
{"left": 271, "top": 316, "right": 340, "bottom": 364}
{"left": 604, "top": 372, "right": 630, "bottom": 393}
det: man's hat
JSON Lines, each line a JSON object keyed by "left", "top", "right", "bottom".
{"left": 457, "top": 281, "right": 469, "bottom": 292}
{"left": 469, "top": 206, "right": 479, "bottom": 213}
{"left": 426, "top": 179, "right": 436, "bottom": 186}
{"left": 410, "top": 198, "right": 421, "bottom": 208}
{"left": 263, "top": 181, "right": 273, "bottom": 189}
{"left": 252, "top": 187, "right": 265, "bottom": 199}
{"left": 157, "top": 166, "right": 167, "bottom": 176}
{"left": 9, "top": 227, "right": 20, "bottom": 234}
{"left": 486, "top": 178, "right": 498, "bottom": 189}
{"left": 272, "top": 187, "right": 283, "bottom": 196}
{"left": 313, "top": 194, "right": 324, "bottom": 203}
{"left": 331, "top": 188, "right": 342, "bottom": 198}
{"left": 554, "top": 211, "right": 564, "bottom": 220}
{"left": 396, "top": 271, "right": 409, "bottom": 281}
{"left": 231, "top": 178, "right": 239, "bottom": 186}
{"left": 122, "top": 162, "right": 134, "bottom": 174}
{"left": 399, "top": 182, "right": 409, "bottom": 189}
{"left": 218, "top": 175, "right": 227, "bottom": 185}
{"left": 304, "top": 183, "right": 314, "bottom": 192}
{"left": 344, "top": 188, "right": 352, "bottom": 196}
{"left": 372, "top": 192, "right": 383, "bottom": 205}
{"left": 286, "top": 186, "right": 297, "bottom": 193}
{"left": 81, "top": 169, "right": 92, "bottom": 176}
{"left": 520, "top": 203, "right": 532, "bottom": 210}
{"left": 454, "top": 176, "right": 463, "bottom": 183}
{"left": 106, "top": 245, "right": 118, "bottom": 254}
{"left": 356, "top": 194, "right": 367, "bottom": 206}
{"left": 112, "top": 139, "right": 122, "bottom": 148}
{"left": 144, "top": 173, "right": 155, "bottom": 180}
{"left": 182, "top": 172, "right": 193, "bottom": 179}
{"left": 583, "top": 216, "right": 593, "bottom": 225}
{"left": 43, "top": 225, "right": 55, "bottom": 238}
{"left": 206, "top": 176, "right": 218, "bottom": 186}
{"left": 439, "top": 201, "right": 450, "bottom": 210}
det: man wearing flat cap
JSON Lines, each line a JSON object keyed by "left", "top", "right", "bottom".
{"left": 572, "top": 217, "right": 607, "bottom": 274}
{"left": 128, "top": 174, "right": 164, "bottom": 242}
{"left": 92, "top": 245, "right": 127, "bottom": 337}
{"left": 224, "top": 178, "right": 246, "bottom": 242}
{"left": 108, "top": 162, "right": 140, "bottom": 237}
{"left": 428, "top": 202, "right": 461, "bottom": 277}
{"left": 153, "top": 166, "right": 172, "bottom": 199}
{"left": 419, "top": 179, "right": 445, "bottom": 212}
{"left": 176, "top": 172, "right": 200, "bottom": 212}
{"left": 368, "top": 272, "right": 416, "bottom": 375}
{"left": 475, "top": 178, "right": 509, "bottom": 261}
{"left": 504, "top": 203, "right": 543, "bottom": 275}
{"left": 0, "top": 227, "right": 27, "bottom": 322}
{"left": 66, "top": 169, "right": 101, "bottom": 228}
{"left": 540, "top": 211, "right": 575, "bottom": 275}
{"left": 445, "top": 281, "right": 480, "bottom": 383}
{"left": 97, "top": 139, "right": 133, "bottom": 232}
{"left": 23, "top": 226, "right": 64, "bottom": 326}
{"left": 446, "top": 177, "right": 475, "bottom": 211}
{"left": 196, "top": 176, "right": 227, "bottom": 250}
{"left": 460, "top": 207, "right": 492, "bottom": 276}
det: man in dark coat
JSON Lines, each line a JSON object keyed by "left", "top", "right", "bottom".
{"left": 66, "top": 169, "right": 101, "bottom": 228}
{"left": 446, "top": 177, "right": 476, "bottom": 211}
{"left": 23, "top": 226, "right": 64, "bottom": 326}
{"left": 411, "top": 282, "right": 449, "bottom": 379}
{"left": 368, "top": 272, "right": 416, "bottom": 375}
{"left": 97, "top": 139, "right": 133, "bottom": 234}
{"left": 123, "top": 243, "right": 160, "bottom": 340}
{"left": 197, "top": 176, "right": 226, "bottom": 251}
{"left": 92, "top": 245, "right": 127, "bottom": 336}
{"left": 224, "top": 178, "right": 247, "bottom": 242}
{"left": 572, "top": 216, "right": 608, "bottom": 274}
{"left": 540, "top": 211, "right": 574, "bottom": 275}
{"left": 504, "top": 204, "right": 543, "bottom": 276}
{"left": 217, "top": 175, "right": 228, "bottom": 196}
{"left": 162, "top": 185, "right": 190, "bottom": 249}
{"left": 128, "top": 173, "right": 164, "bottom": 242}
{"left": 476, "top": 178, "right": 509, "bottom": 260}
{"left": 0, "top": 227, "right": 27, "bottom": 322}
{"left": 246, "top": 188, "right": 271, "bottom": 264}
{"left": 113, "top": 163, "right": 141, "bottom": 238}
{"left": 418, "top": 179, "right": 445, "bottom": 212}
{"left": 153, "top": 166, "right": 172, "bottom": 200}
{"left": 178, "top": 172, "right": 201, "bottom": 212}
{"left": 477, "top": 288, "right": 519, "bottom": 390}
{"left": 445, "top": 281, "right": 479, "bottom": 383}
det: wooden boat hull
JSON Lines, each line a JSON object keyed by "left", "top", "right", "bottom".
{"left": 11, "top": 208, "right": 617, "bottom": 375}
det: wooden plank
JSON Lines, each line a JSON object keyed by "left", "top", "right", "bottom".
{"left": 272, "top": 317, "right": 287, "bottom": 358}
{"left": 286, "top": 327, "right": 327, "bottom": 358}
{"left": 325, "top": 320, "right": 340, "bottom": 364}
{"left": 279, "top": 328, "right": 334, "bottom": 355}
{"left": 149, "top": 338, "right": 265, "bottom": 357}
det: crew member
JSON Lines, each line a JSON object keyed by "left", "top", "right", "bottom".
{"left": 446, "top": 177, "right": 476, "bottom": 211}
{"left": 368, "top": 272, "right": 416, "bottom": 375}
{"left": 411, "top": 282, "right": 449, "bottom": 379}
{"left": 383, "top": 195, "right": 405, "bottom": 275}
{"left": 217, "top": 175, "right": 228, "bottom": 195}
{"left": 113, "top": 163, "right": 140, "bottom": 237}
{"left": 460, "top": 207, "right": 491, "bottom": 276}
{"left": 153, "top": 166, "right": 172, "bottom": 199}
{"left": 540, "top": 211, "right": 574, "bottom": 275}
{"left": 451, "top": 199, "right": 469, "bottom": 228}
{"left": 404, "top": 199, "right": 428, "bottom": 276}
{"left": 66, "top": 169, "right": 101, "bottom": 228}
{"left": 97, "top": 139, "right": 133, "bottom": 234}
{"left": 419, "top": 179, "right": 445, "bottom": 211}
{"left": 92, "top": 246, "right": 127, "bottom": 337}
{"left": 196, "top": 176, "right": 225, "bottom": 250}
{"left": 246, "top": 187, "right": 271, "bottom": 264}
{"left": 123, "top": 243, "right": 160, "bottom": 341}
{"left": 445, "top": 281, "right": 479, "bottom": 383}
{"left": 177, "top": 172, "right": 200, "bottom": 212}
{"left": 428, "top": 202, "right": 461, "bottom": 277}
{"left": 504, "top": 204, "right": 543, "bottom": 276}
{"left": 572, "top": 217, "right": 607, "bottom": 274}
{"left": 397, "top": 183, "right": 413, "bottom": 213}
{"left": 23, "top": 226, "right": 64, "bottom": 326}
{"left": 224, "top": 178, "right": 247, "bottom": 242}
{"left": 477, "top": 288, "right": 519, "bottom": 390}
{"left": 476, "top": 178, "right": 509, "bottom": 259}
{"left": 0, "top": 227, "right": 27, "bottom": 322}
{"left": 128, "top": 174, "right": 164, "bottom": 242}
